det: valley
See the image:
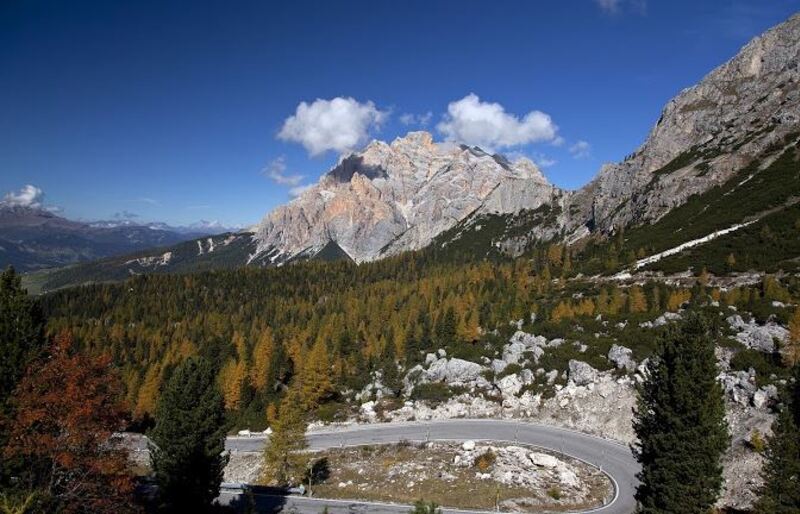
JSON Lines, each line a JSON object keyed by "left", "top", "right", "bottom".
{"left": 2, "top": 6, "right": 800, "bottom": 514}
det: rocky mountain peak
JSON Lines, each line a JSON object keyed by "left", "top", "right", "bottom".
{"left": 253, "top": 130, "right": 554, "bottom": 263}
{"left": 391, "top": 130, "right": 436, "bottom": 149}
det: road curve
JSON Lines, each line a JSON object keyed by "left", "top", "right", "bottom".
{"left": 222, "top": 419, "right": 638, "bottom": 514}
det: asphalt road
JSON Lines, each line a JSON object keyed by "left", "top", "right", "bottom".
{"left": 220, "top": 419, "right": 638, "bottom": 514}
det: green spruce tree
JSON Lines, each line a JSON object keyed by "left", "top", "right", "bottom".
{"left": 754, "top": 365, "right": 800, "bottom": 513}
{"left": 633, "top": 314, "right": 729, "bottom": 513}
{"left": 150, "top": 357, "right": 228, "bottom": 513}
{"left": 0, "top": 266, "right": 44, "bottom": 484}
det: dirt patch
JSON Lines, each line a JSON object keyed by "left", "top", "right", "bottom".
{"left": 303, "top": 441, "right": 612, "bottom": 512}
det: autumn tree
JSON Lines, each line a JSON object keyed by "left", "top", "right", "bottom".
{"left": 250, "top": 327, "right": 275, "bottom": 392}
{"left": 150, "top": 357, "right": 228, "bottom": 513}
{"left": 3, "top": 332, "right": 138, "bottom": 514}
{"left": 299, "top": 339, "right": 335, "bottom": 410}
{"left": 261, "top": 386, "right": 309, "bottom": 485}
{"left": 627, "top": 286, "right": 648, "bottom": 313}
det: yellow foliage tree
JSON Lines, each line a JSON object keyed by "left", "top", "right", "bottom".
{"left": 250, "top": 328, "right": 275, "bottom": 392}
{"left": 785, "top": 308, "right": 800, "bottom": 367}
{"left": 550, "top": 301, "right": 575, "bottom": 322}
{"left": 299, "top": 339, "right": 334, "bottom": 410}
{"left": 134, "top": 366, "right": 161, "bottom": 418}
{"left": 219, "top": 358, "right": 248, "bottom": 411}
{"left": 666, "top": 289, "right": 691, "bottom": 312}
{"left": 574, "top": 298, "right": 596, "bottom": 317}
{"left": 627, "top": 286, "right": 648, "bottom": 313}
{"left": 261, "top": 386, "right": 308, "bottom": 485}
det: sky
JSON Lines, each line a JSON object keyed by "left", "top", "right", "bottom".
{"left": 2, "top": 0, "right": 799, "bottom": 227}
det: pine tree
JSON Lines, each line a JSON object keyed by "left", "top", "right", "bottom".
{"left": 262, "top": 386, "right": 308, "bottom": 485}
{"left": 633, "top": 314, "right": 729, "bottom": 513}
{"left": 753, "top": 405, "right": 800, "bottom": 513}
{"left": 150, "top": 357, "right": 228, "bottom": 513}
{"left": 0, "top": 267, "right": 44, "bottom": 428}
{"left": 786, "top": 308, "right": 800, "bottom": 367}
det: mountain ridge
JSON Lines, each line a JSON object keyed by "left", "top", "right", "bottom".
{"left": 22, "top": 11, "right": 800, "bottom": 292}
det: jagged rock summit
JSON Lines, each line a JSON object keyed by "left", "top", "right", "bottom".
{"left": 252, "top": 131, "right": 560, "bottom": 264}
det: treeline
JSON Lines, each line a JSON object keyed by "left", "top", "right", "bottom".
{"left": 40, "top": 238, "right": 800, "bottom": 429}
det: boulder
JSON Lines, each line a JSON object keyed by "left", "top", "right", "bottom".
{"left": 497, "top": 374, "right": 523, "bottom": 397}
{"left": 727, "top": 315, "right": 789, "bottom": 353}
{"left": 426, "top": 358, "right": 484, "bottom": 385}
{"left": 462, "top": 440, "right": 476, "bottom": 451}
{"left": 568, "top": 360, "right": 598, "bottom": 386}
{"left": 753, "top": 385, "right": 778, "bottom": 409}
{"left": 502, "top": 341, "right": 527, "bottom": 365}
{"left": 491, "top": 359, "right": 508, "bottom": 374}
{"left": 529, "top": 452, "right": 558, "bottom": 468}
{"left": 519, "top": 369, "right": 535, "bottom": 385}
{"left": 608, "top": 344, "right": 636, "bottom": 371}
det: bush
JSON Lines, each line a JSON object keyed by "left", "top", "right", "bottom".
{"left": 315, "top": 401, "right": 349, "bottom": 423}
{"left": 497, "top": 363, "right": 522, "bottom": 378}
{"left": 547, "top": 486, "right": 562, "bottom": 500}
{"left": 749, "top": 430, "right": 766, "bottom": 453}
{"left": 474, "top": 450, "right": 496, "bottom": 472}
{"left": 729, "top": 349, "right": 785, "bottom": 385}
{"left": 410, "top": 382, "right": 456, "bottom": 404}
{"left": 411, "top": 500, "right": 442, "bottom": 514}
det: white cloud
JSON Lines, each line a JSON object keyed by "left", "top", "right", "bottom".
{"left": 436, "top": 94, "right": 558, "bottom": 152}
{"left": 137, "top": 197, "right": 159, "bottom": 205}
{"left": 400, "top": 111, "right": 433, "bottom": 127}
{"left": 289, "top": 183, "right": 315, "bottom": 198}
{"left": 278, "top": 97, "right": 388, "bottom": 156}
{"left": 569, "top": 140, "right": 592, "bottom": 159}
{"left": 1, "top": 185, "right": 44, "bottom": 208}
{"left": 263, "top": 156, "right": 305, "bottom": 187}
{"left": 595, "top": 0, "right": 620, "bottom": 13}
{"left": 534, "top": 155, "right": 557, "bottom": 168}
{"left": 595, "top": 0, "right": 646, "bottom": 14}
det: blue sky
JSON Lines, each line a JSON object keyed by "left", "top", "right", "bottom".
{"left": 2, "top": 0, "right": 798, "bottom": 227}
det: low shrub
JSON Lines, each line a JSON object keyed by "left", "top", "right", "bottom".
{"left": 547, "top": 486, "right": 562, "bottom": 500}
{"left": 410, "top": 382, "right": 457, "bottom": 404}
{"left": 749, "top": 430, "right": 766, "bottom": 453}
{"left": 474, "top": 450, "right": 496, "bottom": 472}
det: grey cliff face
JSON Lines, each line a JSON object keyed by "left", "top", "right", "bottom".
{"left": 570, "top": 12, "right": 800, "bottom": 235}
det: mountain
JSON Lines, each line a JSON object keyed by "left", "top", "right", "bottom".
{"left": 440, "top": 12, "right": 800, "bottom": 262}
{"left": 24, "top": 12, "right": 800, "bottom": 292}
{"left": 0, "top": 205, "right": 223, "bottom": 273}
{"left": 252, "top": 131, "right": 559, "bottom": 264}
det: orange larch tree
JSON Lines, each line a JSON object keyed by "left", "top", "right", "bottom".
{"left": 3, "top": 332, "right": 139, "bottom": 514}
